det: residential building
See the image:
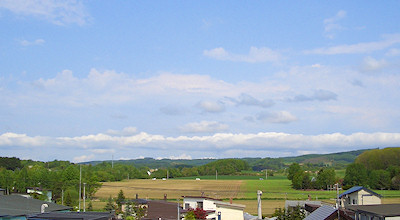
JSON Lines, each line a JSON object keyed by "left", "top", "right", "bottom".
{"left": 28, "top": 212, "right": 115, "bottom": 220}
{"left": 339, "top": 186, "right": 382, "bottom": 207}
{"left": 0, "top": 194, "right": 71, "bottom": 220}
{"left": 143, "top": 200, "right": 181, "bottom": 220}
{"left": 347, "top": 204, "right": 400, "bottom": 220}
{"left": 182, "top": 196, "right": 245, "bottom": 220}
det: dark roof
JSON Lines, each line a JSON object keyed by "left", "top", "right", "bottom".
{"left": 0, "top": 195, "right": 72, "bottom": 217}
{"left": 182, "top": 196, "right": 222, "bottom": 201}
{"left": 28, "top": 212, "right": 114, "bottom": 220}
{"left": 347, "top": 204, "right": 400, "bottom": 217}
{"left": 304, "top": 205, "right": 336, "bottom": 220}
{"left": 121, "top": 198, "right": 148, "bottom": 205}
{"left": 145, "top": 200, "right": 182, "bottom": 220}
{"left": 339, "top": 186, "right": 382, "bottom": 198}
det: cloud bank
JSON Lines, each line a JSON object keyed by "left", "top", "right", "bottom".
{"left": 1, "top": 131, "right": 400, "bottom": 162}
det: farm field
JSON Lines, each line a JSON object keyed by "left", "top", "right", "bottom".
{"left": 95, "top": 179, "right": 243, "bottom": 200}
{"left": 93, "top": 176, "right": 400, "bottom": 215}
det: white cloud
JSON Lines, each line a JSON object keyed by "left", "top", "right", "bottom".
{"left": 228, "top": 93, "right": 274, "bottom": 108}
{"left": 73, "top": 154, "right": 94, "bottom": 163}
{"left": 20, "top": 39, "right": 45, "bottom": 46}
{"left": 9, "top": 69, "right": 286, "bottom": 109}
{"left": 204, "top": 46, "right": 283, "bottom": 63}
{"left": 2, "top": 131, "right": 400, "bottom": 160}
{"left": 197, "top": 101, "right": 225, "bottom": 113}
{"left": 323, "top": 10, "right": 346, "bottom": 39}
{"left": 386, "top": 48, "right": 400, "bottom": 56}
{"left": 0, "top": 0, "right": 90, "bottom": 25}
{"left": 90, "top": 149, "right": 115, "bottom": 154}
{"left": 106, "top": 127, "right": 138, "bottom": 136}
{"left": 180, "top": 121, "right": 229, "bottom": 133}
{"left": 360, "top": 56, "right": 388, "bottom": 72}
{"left": 288, "top": 89, "right": 337, "bottom": 102}
{"left": 257, "top": 111, "right": 298, "bottom": 124}
{"left": 157, "top": 154, "right": 192, "bottom": 160}
{"left": 305, "top": 34, "right": 400, "bottom": 55}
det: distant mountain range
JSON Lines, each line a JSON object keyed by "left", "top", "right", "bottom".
{"left": 82, "top": 148, "right": 371, "bottom": 170}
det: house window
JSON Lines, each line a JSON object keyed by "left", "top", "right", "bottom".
{"left": 352, "top": 199, "right": 357, "bottom": 204}
{"left": 197, "top": 201, "right": 203, "bottom": 209}
{"left": 185, "top": 203, "right": 190, "bottom": 209}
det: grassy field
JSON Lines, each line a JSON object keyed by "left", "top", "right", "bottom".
{"left": 93, "top": 175, "right": 400, "bottom": 216}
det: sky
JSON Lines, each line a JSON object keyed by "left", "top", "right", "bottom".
{"left": 1, "top": 1, "right": 400, "bottom": 163}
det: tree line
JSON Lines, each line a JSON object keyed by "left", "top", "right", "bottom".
{"left": 286, "top": 147, "right": 400, "bottom": 190}
{"left": 343, "top": 147, "right": 400, "bottom": 190}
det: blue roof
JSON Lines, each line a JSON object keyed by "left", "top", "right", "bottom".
{"left": 339, "top": 186, "right": 382, "bottom": 198}
{"left": 304, "top": 205, "right": 336, "bottom": 220}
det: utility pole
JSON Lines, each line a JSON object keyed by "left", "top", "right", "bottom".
{"left": 257, "top": 190, "right": 263, "bottom": 219}
{"left": 61, "top": 189, "right": 64, "bottom": 205}
{"left": 266, "top": 169, "right": 268, "bottom": 180}
{"left": 112, "top": 155, "right": 114, "bottom": 168}
{"left": 83, "top": 183, "right": 86, "bottom": 212}
{"left": 177, "top": 201, "right": 180, "bottom": 220}
{"left": 216, "top": 170, "right": 218, "bottom": 180}
{"left": 336, "top": 183, "right": 340, "bottom": 220}
{"left": 79, "top": 164, "right": 81, "bottom": 211}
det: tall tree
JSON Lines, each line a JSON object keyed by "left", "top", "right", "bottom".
{"left": 287, "top": 163, "right": 302, "bottom": 181}
{"left": 116, "top": 189, "right": 126, "bottom": 208}
{"left": 315, "top": 168, "right": 336, "bottom": 190}
{"left": 343, "top": 163, "right": 368, "bottom": 187}
{"left": 104, "top": 196, "right": 116, "bottom": 211}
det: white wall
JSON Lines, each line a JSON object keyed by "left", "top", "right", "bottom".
{"left": 216, "top": 205, "right": 244, "bottom": 220}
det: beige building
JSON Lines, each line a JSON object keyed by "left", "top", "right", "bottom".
{"left": 339, "top": 186, "right": 382, "bottom": 208}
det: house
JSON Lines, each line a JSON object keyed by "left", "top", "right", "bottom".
{"left": 304, "top": 205, "right": 337, "bottom": 220}
{"left": 0, "top": 194, "right": 72, "bottom": 220}
{"left": 339, "top": 186, "right": 382, "bottom": 207}
{"left": 347, "top": 204, "right": 400, "bottom": 220}
{"left": 182, "top": 196, "right": 245, "bottom": 220}
{"left": 120, "top": 198, "right": 148, "bottom": 215}
{"left": 28, "top": 212, "right": 115, "bottom": 220}
{"left": 142, "top": 200, "right": 182, "bottom": 220}
{"left": 303, "top": 205, "right": 354, "bottom": 220}
{"left": 284, "top": 200, "right": 322, "bottom": 212}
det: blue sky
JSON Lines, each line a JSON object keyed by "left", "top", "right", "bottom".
{"left": 1, "top": 0, "right": 400, "bottom": 162}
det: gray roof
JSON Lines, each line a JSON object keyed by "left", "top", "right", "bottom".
{"left": 347, "top": 204, "right": 400, "bottom": 217}
{"left": 339, "top": 186, "right": 382, "bottom": 198}
{"left": 304, "top": 205, "right": 336, "bottom": 220}
{"left": 0, "top": 195, "right": 72, "bottom": 217}
{"left": 28, "top": 212, "right": 113, "bottom": 220}
{"left": 243, "top": 212, "right": 258, "bottom": 220}
{"left": 285, "top": 200, "right": 322, "bottom": 210}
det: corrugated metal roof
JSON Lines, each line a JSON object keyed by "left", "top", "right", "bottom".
{"left": 347, "top": 204, "right": 400, "bottom": 217}
{"left": 0, "top": 195, "right": 71, "bottom": 216}
{"left": 339, "top": 186, "right": 382, "bottom": 198}
{"left": 304, "top": 205, "right": 336, "bottom": 220}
